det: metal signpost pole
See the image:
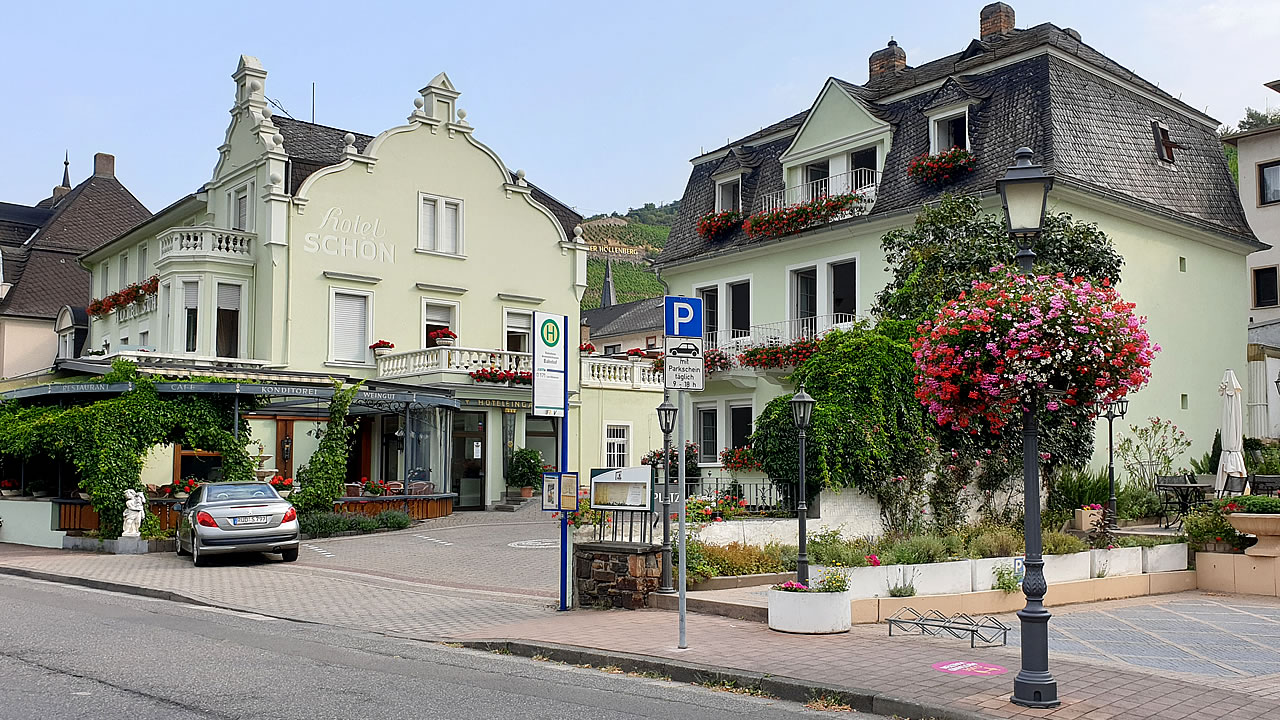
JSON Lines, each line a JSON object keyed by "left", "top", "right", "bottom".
{"left": 677, "top": 388, "right": 687, "bottom": 649}
{"left": 658, "top": 391, "right": 674, "bottom": 594}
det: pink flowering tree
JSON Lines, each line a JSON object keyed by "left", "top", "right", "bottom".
{"left": 912, "top": 266, "right": 1158, "bottom": 436}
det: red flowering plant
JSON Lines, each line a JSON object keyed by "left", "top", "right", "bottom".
{"left": 738, "top": 337, "right": 819, "bottom": 369}
{"left": 704, "top": 347, "right": 733, "bottom": 373}
{"left": 87, "top": 298, "right": 106, "bottom": 317}
{"left": 719, "top": 446, "right": 763, "bottom": 474}
{"left": 625, "top": 347, "right": 647, "bottom": 358}
{"left": 269, "top": 475, "right": 295, "bottom": 491}
{"left": 696, "top": 210, "right": 743, "bottom": 240}
{"left": 685, "top": 489, "right": 747, "bottom": 522}
{"left": 743, "top": 193, "right": 866, "bottom": 240}
{"left": 469, "top": 367, "right": 533, "bottom": 385}
{"left": 651, "top": 356, "right": 664, "bottom": 372}
{"left": 171, "top": 476, "right": 200, "bottom": 495}
{"left": 906, "top": 147, "right": 977, "bottom": 185}
{"left": 86, "top": 275, "right": 162, "bottom": 317}
{"left": 370, "top": 340, "right": 395, "bottom": 350}
{"left": 911, "top": 266, "right": 1158, "bottom": 434}
{"left": 578, "top": 342, "right": 596, "bottom": 353}
{"left": 427, "top": 328, "right": 456, "bottom": 341}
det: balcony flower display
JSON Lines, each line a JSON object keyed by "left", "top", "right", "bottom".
{"left": 696, "top": 210, "right": 743, "bottom": 240}
{"left": 86, "top": 275, "right": 161, "bottom": 317}
{"left": 911, "top": 266, "right": 1157, "bottom": 434}
{"left": 470, "top": 367, "right": 533, "bottom": 385}
{"left": 651, "top": 356, "right": 664, "bottom": 372}
{"left": 743, "top": 193, "right": 865, "bottom": 240}
{"left": 704, "top": 347, "right": 733, "bottom": 373}
{"left": 427, "top": 328, "right": 457, "bottom": 347}
{"left": 906, "top": 147, "right": 976, "bottom": 185}
{"left": 625, "top": 348, "right": 647, "bottom": 362}
{"left": 578, "top": 342, "right": 596, "bottom": 354}
{"left": 720, "top": 445, "right": 763, "bottom": 474}
{"left": 737, "top": 337, "right": 819, "bottom": 370}
{"left": 370, "top": 340, "right": 395, "bottom": 350}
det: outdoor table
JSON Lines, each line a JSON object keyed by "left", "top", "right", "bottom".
{"left": 1157, "top": 481, "right": 1213, "bottom": 528}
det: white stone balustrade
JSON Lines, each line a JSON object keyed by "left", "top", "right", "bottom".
{"left": 581, "top": 357, "right": 663, "bottom": 390}
{"left": 114, "top": 294, "right": 157, "bottom": 322}
{"left": 157, "top": 226, "right": 255, "bottom": 261}
{"left": 377, "top": 346, "right": 532, "bottom": 380}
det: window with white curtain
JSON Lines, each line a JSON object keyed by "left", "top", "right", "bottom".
{"left": 182, "top": 281, "right": 199, "bottom": 353}
{"left": 216, "top": 283, "right": 241, "bottom": 358}
{"left": 606, "top": 425, "right": 629, "bottom": 467}
{"left": 423, "top": 300, "right": 455, "bottom": 347}
{"left": 419, "top": 193, "right": 463, "bottom": 254}
{"left": 331, "top": 290, "right": 371, "bottom": 363}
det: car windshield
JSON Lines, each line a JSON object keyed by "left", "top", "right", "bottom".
{"left": 203, "top": 484, "right": 279, "bottom": 502}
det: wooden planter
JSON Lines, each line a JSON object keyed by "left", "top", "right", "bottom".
{"left": 1226, "top": 513, "right": 1280, "bottom": 557}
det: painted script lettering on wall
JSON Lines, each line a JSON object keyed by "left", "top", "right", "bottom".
{"left": 303, "top": 207, "right": 395, "bottom": 263}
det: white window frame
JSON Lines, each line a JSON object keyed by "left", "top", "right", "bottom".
{"left": 421, "top": 297, "right": 460, "bottom": 348}
{"left": 604, "top": 423, "right": 631, "bottom": 468}
{"left": 785, "top": 252, "right": 861, "bottom": 322}
{"left": 213, "top": 278, "right": 249, "bottom": 359}
{"left": 694, "top": 404, "right": 719, "bottom": 466}
{"left": 327, "top": 286, "right": 374, "bottom": 366}
{"left": 230, "top": 183, "right": 254, "bottom": 232}
{"left": 504, "top": 308, "right": 533, "bottom": 353}
{"left": 727, "top": 401, "right": 754, "bottom": 451}
{"left": 101, "top": 261, "right": 109, "bottom": 296}
{"left": 137, "top": 242, "right": 149, "bottom": 283}
{"left": 57, "top": 330, "right": 74, "bottom": 359}
{"left": 137, "top": 329, "right": 150, "bottom": 349}
{"left": 417, "top": 192, "right": 465, "bottom": 256}
{"left": 927, "top": 104, "right": 972, "bottom": 154}
{"left": 118, "top": 252, "right": 129, "bottom": 289}
{"left": 1253, "top": 265, "right": 1279, "bottom": 310}
{"left": 179, "top": 277, "right": 201, "bottom": 354}
{"left": 714, "top": 175, "right": 743, "bottom": 213}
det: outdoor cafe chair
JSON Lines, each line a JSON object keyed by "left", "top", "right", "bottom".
{"left": 1220, "top": 474, "right": 1248, "bottom": 498}
{"left": 1251, "top": 475, "right": 1280, "bottom": 496}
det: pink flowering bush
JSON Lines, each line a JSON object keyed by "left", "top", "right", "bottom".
{"left": 912, "top": 266, "right": 1157, "bottom": 434}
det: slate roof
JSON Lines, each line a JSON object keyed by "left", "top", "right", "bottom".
{"left": 274, "top": 116, "right": 581, "bottom": 239}
{"left": 582, "top": 296, "right": 664, "bottom": 340}
{"left": 0, "top": 248, "right": 89, "bottom": 320}
{"left": 659, "top": 23, "right": 1255, "bottom": 268}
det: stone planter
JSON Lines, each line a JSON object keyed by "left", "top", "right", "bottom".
{"left": 1226, "top": 514, "right": 1280, "bottom": 557}
{"left": 1074, "top": 508, "right": 1102, "bottom": 531}
{"left": 373, "top": 347, "right": 393, "bottom": 358}
{"left": 1090, "top": 547, "right": 1142, "bottom": 578}
{"left": 767, "top": 589, "right": 852, "bottom": 634}
{"left": 1142, "top": 542, "right": 1189, "bottom": 573}
{"left": 814, "top": 564, "right": 888, "bottom": 599}
{"left": 172, "top": 492, "right": 189, "bottom": 500}
{"left": 1042, "top": 551, "right": 1091, "bottom": 584}
{"left": 893, "top": 559, "right": 974, "bottom": 596}
{"left": 972, "top": 556, "right": 1022, "bottom": 591}
{"left": 0, "top": 489, "right": 21, "bottom": 497}
{"left": 520, "top": 486, "right": 534, "bottom": 498}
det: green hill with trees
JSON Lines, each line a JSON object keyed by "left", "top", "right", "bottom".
{"left": 581, "top": 258, "right": 666, "bottom": 311}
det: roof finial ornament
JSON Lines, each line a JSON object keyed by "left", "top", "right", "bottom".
{"left": 61, "top": 151, "right": 70, "bottom": 188}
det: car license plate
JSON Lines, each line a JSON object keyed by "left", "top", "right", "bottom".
{"left": 232, "top": 516, "right": 270, "bottom": 525}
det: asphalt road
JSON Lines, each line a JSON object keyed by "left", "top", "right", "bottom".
{"left": 0, "top": 575, "right": 879, "bottom": 720}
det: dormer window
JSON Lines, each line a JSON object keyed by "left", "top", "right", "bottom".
{"left": 1152, "top": 121, "right": 1180, "bottom": 164}
{"left": 716, "top": 178, "right": 741, "bottom": 213}
{"left": 931, "top": 110, "right": 969, "bottom": 153}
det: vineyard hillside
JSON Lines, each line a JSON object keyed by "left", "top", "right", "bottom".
{"left": 581, "top": 258, "right": 665, "bottom": 311}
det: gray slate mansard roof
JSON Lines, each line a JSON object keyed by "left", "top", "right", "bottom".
{"left": 582, "top": 297, "right": 664, "bottom": 341}
{"left": 658, "top": 22, "right": 1256, "bottom": 268}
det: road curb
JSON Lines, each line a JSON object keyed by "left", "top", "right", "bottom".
{"left": 456, "top": 638, "right": 993, "bottom": 720}
{"left": 0, "top": 564, "right": 215, "bottom": 608}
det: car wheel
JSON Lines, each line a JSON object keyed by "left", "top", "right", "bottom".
{"left": 191, "top": 532, "right": 207, "bottom": 567}
{"left": 280, "top": 548, "right": 299, "bottom": 563}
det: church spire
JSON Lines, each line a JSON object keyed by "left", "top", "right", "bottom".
{"left": 601, "top": 259, "right": 617, "bottom": 308}
{"left": 60, "top": 151, "right": 70, "bottom": 189}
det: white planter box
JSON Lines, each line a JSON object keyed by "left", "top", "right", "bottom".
{"left": 1042, "top": 551, "right": 1091, "bottom": 584}
{"left": 1090, "top": 547, "right": 1142, "bottom": 578}
{"left": 813, "top": 564, "right": 888, "bottom": 599}
{"left": 972, "top": 556, "right": 1023, "bottom": 591}
{"left": 893, "top": 559, "right": 973, "bottom": 596}
{"left": 1142, "top": 543, "right": 1189, "bottom": 573}
{"left": 767, "top": 589, "right": 852, "bottom": 634}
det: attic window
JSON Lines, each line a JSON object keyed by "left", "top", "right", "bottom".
{"left": 1152, "top": 121, "right": 1181, "bottom": 163}
{"left": 930, "top": 110, "right": 969, "bottom": 153}
{"left": 716, "top": 178, "right": 741, "bottom": 213}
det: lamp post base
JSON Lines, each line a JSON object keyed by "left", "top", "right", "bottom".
{"left": 1012, "top": 605, "right": 1059, "bottom": 708}
{"left": 1012, "top": 675, "right": 1060, "bottom": 709}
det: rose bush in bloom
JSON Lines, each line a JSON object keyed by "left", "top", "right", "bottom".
{"left": 744, "top": 193, "right": 865, "bottom": 239}
{"left": 906, "top": 147, "right": 977, "bottom": 185}
{"left": 696, "top": 210, "right": 742, "bottom": 240}
{"left": 912, "top": 266, "right": 1157, "bottom": 434}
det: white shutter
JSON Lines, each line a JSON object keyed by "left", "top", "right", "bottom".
{"left": 137, "top": 244, "right": 148, "bottom": 282}
{"left": 420, "top": 198, "right": 437, "bottom": 250}
{"left": 506, "top": 311, "right": 532, "bottom": 332}
{"left": 424, "top": 303, "right": 452, "bottom": 325}
{"left": 183, "top": 281, "right": 199, "bottom": 309}
{"left": 442, "top": 201, "right": 459, "bottom": 254}
{"left": 119, "top": 255, "right": 128, "bottom": 287}
{"left": 216, "top": 284, "right": 241, "bottom": 311}
{"left": 332, "top": 292, "right": 368, "bottom": 362}
{"left": 235, "top": 193, "right": 249, "bottom": 231}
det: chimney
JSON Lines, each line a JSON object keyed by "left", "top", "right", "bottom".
{"left": 51, "top": 186, "right": 70, "bottom": 201}
{"left": 580, "top": 320, "right": 591, "bottom": 346}
{"left": 868, "top": 39, "right": 907, "bottom": 81}
{"left": 93, "top": 153, "right": 115, "bottom": 178}
{"left": 980, "top": 2, "right": 1015, "bottom": 41}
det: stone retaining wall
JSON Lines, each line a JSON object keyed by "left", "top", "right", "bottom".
{"left": 574, "top": 541, "right": 661, "bottom": 609}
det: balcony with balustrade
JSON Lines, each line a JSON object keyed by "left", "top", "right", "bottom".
{"left": 704, "top": 313, "right": 856, "bottom": 353}
{"left": 376, "top": 346, "right": 533, "bottom": 388}
{"left": 156, "top": 227, "right": 256, "bottom": 266}
{"left": 757, "top": 168, "right": 880, "bottom": 216}
{"left": 581, "top": 356, "right": 663, "bottom": 391}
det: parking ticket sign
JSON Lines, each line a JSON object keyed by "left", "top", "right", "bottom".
{"left": 664, "top": 337, "right": 704, "bottom": 391}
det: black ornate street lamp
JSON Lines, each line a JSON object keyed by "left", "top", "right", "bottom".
{"left": 656, "top": 396, "right": 678, "bottom": 594}
{"left": 998, "top": 147, "right": 1060, "bottom": 709}
{"left": 1102, "top": 398, "right": 1129, "bottom": 530}
{"left": 790, "top": 384, "right": 816, "bottom": 586}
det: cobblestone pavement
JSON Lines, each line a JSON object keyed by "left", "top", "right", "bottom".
{"left": 465, "top": 602, "right": 1280, "bottom": 720}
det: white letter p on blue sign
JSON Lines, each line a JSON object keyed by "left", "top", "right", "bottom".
{"left": 664, "top": 295, "right": 703, "bottom": 338}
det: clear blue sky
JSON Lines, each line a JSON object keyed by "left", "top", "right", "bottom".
{"left": 3, "top": 0, "right": 1276, "bottom": 218}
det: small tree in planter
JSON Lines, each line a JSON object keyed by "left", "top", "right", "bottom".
{"left": 508, "top": 447, "right": 545, "bottom": 498}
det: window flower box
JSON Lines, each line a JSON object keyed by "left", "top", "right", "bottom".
{"left": 1141, "top": 542, "right": 1188, "bottom": 573}
{"left": 743, "top": 192, "right": 865, "bottom": 240}
{"left": 696, "top": 210, "right": 742, "bottom": 241}
{"left": 767, "top": 587, "right": 852, "bottom": 634}
{"left": 906, "top": 147, "right": 976, "bottom": 185}
{"left": 370, "top": 340, "right": 395, "bottom": 357}
{"left": 1090, "top": 546, "right": 1143, "bottom": 578}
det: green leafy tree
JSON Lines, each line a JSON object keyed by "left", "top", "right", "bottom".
{"left": 290, "top": 380, "right": 363, "bottom": 513}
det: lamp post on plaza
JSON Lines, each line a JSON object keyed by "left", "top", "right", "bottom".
{"left": 1102, "top": 398, "right": 1129, "bottom": 530}
{"left": 997, "top": 147, "right": 1060, "bottom": 709}
{"left": 790, "top": 384, "right": 816, "bottom": 586}
{"left": 656, "top": 396, "right": 678, "bottom": 594}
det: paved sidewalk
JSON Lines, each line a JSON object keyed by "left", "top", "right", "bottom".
{"left": 463, "top": 603, "right": 1280, "bottom": 720}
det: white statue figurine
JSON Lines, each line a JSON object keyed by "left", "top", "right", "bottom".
{"left": 121, "top": 489, "right": 145, "bottom": 537}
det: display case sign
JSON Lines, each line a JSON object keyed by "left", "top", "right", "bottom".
{"left": 588, "top": 467, "right": 653, "bottom": 512}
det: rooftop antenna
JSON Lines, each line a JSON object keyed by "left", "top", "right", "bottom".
{"left": 266, "top": 96, "right": 295, "bottom": 119}
{"left": 312, "top": 82, "right": 316, "bottom": 123}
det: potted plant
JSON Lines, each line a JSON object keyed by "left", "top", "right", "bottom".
{"left": 370, "top": 339, "right": 395, "bottom": 357}
{"left": 269, "top": 475, "right": 295, "bottom": 497}
{"left": 1222, "top": 496, "right": 1280, "bottom": 557}
{"left": 1075, "top": 503, "right": 1103, "bottom": 532}
{"left": 625, "top": 348, "right": 646, "bottom": 363}
{"left": 508, "top": 447, "right": 545, "bottom": 498}
{"left": 767, "top": 567, "right": 852, "bottom": 634}
{"left": 362, "top": 477, "right": 389, "bottom": 497}
{"left": 578, "top": 342, "right": 597, "bottom": 355}
{"left": 172, "top": 476, "right": 199, "bottom": 499}
{"left": 0, "top": 479, "right": 21, "bottom": 497}
{"left": 428, "top": 328, "right": 457, "bottom": 347}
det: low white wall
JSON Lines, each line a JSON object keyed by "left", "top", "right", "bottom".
{"left": 695, "top": 489, "right": 884, "bottom": 546}
{"left": 0, "top": 500, "right": 63, "bottom": 548}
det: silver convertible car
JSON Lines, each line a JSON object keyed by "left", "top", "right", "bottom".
{"left": 175, "top": 482, "right": 300, "bottom": 566}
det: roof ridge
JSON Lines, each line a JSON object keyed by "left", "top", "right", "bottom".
{"left": 273, "top": 115, "right": 375, "bottom": 141}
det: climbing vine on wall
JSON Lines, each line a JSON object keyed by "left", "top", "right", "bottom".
{"left": 290, "top": 380, "right": 363, "bottom": 513}
{"left": 0, "top": 361, "right": 256, "bottom": 538}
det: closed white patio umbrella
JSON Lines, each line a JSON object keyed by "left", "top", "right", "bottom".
{"left": 1218, "top": 369, "right": 1247, "bottom": 492}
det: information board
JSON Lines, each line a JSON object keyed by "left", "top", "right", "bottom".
{"left": 588, "top": 467, "right": 653, "bottom": 512}
{"left": 532, "top": 312, "right": 567, "bottom": 418}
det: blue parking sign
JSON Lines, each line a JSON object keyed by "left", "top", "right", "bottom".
{"left": 664, "top": 296, "right": 703, "bottom": 338}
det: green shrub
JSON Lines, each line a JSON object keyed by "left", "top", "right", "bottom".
{"left": 1226, "top": 495, "right": 1280, "bottom": 514}
{"left": 700, "top": 541, "right": 789, "bottom": 577}
{"left": 883, "top": 535, "right": 954, "bottom": 565}
{"left": 507, "top": 447, "right": 546, "bottom": 489}
{"left": 374, "top": 510, "right": 413, "bottom": 530}
{"left": 1048, "top": 466, "right": 1109, "bottom": 516}
{"left": 298, "top": 511, "right": 348, "bottom": 538}
{"left": 761, "top": 542, "right": 798, "bottom": 572}
{"left": 1114, "top": 535, "right": 1184, "bottom": 548}
{"left": 1183, "top": 503, "right": 1244, "bottom": 550}
{"left": 993, "top": 564, "right": 1021, "bottom": 593}
{"left": 1116, "top": 481, "right": 1162, "bottom": 520}
{"left": 676, "top": 538, "right": 717, "bottom": 584}
{"left": 967, "top": 529, "right": 1023, "bottom": 558}
{"left": 1042, "top": 531, "right": 1087, "bottom": 555}
{"left": 807, "top": 528, "right": 874, "bottom": 567}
